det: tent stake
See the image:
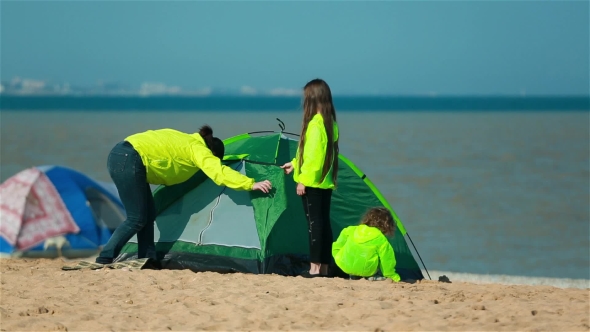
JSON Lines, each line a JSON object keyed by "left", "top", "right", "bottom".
{"left": 406, "top": 232, "right": 431, "bottom": 280}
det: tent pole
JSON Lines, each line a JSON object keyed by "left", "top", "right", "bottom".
{"left": 406, "top": 232, "right": 431, "bottom": 280}
{"left": 276, "top": 118, "right": 285, "bottom": 132}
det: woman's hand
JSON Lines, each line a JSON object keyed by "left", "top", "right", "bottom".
{"left": 253, "top": 180, "right": 272, "bottom": 193}
{"left": 296, "top": 183, "right": 306, "bottom": 196}
{"left": 280, "top": 162, "right": 293, "bottom": 175}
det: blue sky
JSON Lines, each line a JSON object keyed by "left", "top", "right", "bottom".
{"left": 1, "top": 1, "right": 588, "bottom": 95}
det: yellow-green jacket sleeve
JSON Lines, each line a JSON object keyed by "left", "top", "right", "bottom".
{"left": 332, "top": 226, "right": 352, "bottom": 258}
{"left": 294, "top": 121, "right": 327, "bottom": 186}
{"left": 192, "top": 145, "right": 255, "bottom": 191}
{"left": 377, "top": 239, "right": 401, "bottom": 282}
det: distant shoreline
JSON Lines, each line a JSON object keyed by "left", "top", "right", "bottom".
{"left": 425, "top": 270, "right": 589, "bottom": 290}
{"left": 1, "top": 95, "right": 588, "bottom": 111}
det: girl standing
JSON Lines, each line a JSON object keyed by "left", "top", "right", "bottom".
{"left": 281, "top": 78, "right": 339, "bottom": 278}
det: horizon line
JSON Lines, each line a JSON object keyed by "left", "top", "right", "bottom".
{"left": 1, "top": 93, "right": 589, "bottom": 98}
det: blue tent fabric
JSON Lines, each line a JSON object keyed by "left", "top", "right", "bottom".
{"left": 0, "top": 237, "right": 13, "bottom": 255}
{"left": 0, "top": 165, "right": 125, "bottom": 257}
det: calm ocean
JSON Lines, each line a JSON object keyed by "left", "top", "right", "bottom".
{"left": 1, "top": 96, "right": 588, "bottom": 282}
{"left": 1, "top": 95, "right": 589, "bottom": 111}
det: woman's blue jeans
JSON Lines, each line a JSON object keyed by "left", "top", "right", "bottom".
{"left": 95, "top": 141, "right": 156, "bottom": 264}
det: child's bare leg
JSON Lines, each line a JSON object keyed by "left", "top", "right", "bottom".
{"left": 309, "top": 262, "right": 321, "bottom": 274}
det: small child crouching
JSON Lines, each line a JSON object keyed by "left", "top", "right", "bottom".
{"left": 332, "top": 207, "right": 401, "bottom": 282}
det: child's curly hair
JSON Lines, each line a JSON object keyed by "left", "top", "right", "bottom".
{"left": 360, "top": 207, "right": 396, "bottom": 237}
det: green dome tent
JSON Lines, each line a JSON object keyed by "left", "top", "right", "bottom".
{"left": 115, "top": 123, "right": 427, "bottom": 281}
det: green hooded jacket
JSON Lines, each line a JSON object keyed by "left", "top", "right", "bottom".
{"left": 291, "top": 113, "right": 339, "bottom": 189}
{"left": 332, "top": 224, "right": 401, "bottom": 282}
{"left": 125, "top": 128, "right": 255, "bottom": 190}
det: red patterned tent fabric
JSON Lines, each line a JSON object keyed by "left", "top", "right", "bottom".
{"left": 0, "top": 167, "right": 80, "bottom": 251}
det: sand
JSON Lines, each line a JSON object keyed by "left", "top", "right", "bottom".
{"left": 1, "top": 258, "right": 588, "bottom": 331}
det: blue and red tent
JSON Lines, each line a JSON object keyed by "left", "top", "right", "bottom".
{"left": 0, "top": 165, "right": 125, "bottom": 258}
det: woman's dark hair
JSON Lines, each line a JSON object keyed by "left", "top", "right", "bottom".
{"left": 360, "top": 207, "right": 396, "bottom": 237}
{"left": 199, "top": 125, "right": 225, "bottom": 159}
{"left": 296, "top": 78, "right": 339, "bottom": 186}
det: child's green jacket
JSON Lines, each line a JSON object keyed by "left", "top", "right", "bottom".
{"left": 332, "top": 225, "right": 401, "bottom": 282}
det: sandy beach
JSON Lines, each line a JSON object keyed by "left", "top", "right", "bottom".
{"left": 0, "top": 258, "right": 588, "bottom": 331}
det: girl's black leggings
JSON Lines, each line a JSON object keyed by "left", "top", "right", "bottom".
{"left": 301, "top": 187, "right": 333, "bottom": 264}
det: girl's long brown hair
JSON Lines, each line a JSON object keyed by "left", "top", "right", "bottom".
{"left": 297, "top": 78, "right": 339, "bottom": 186}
